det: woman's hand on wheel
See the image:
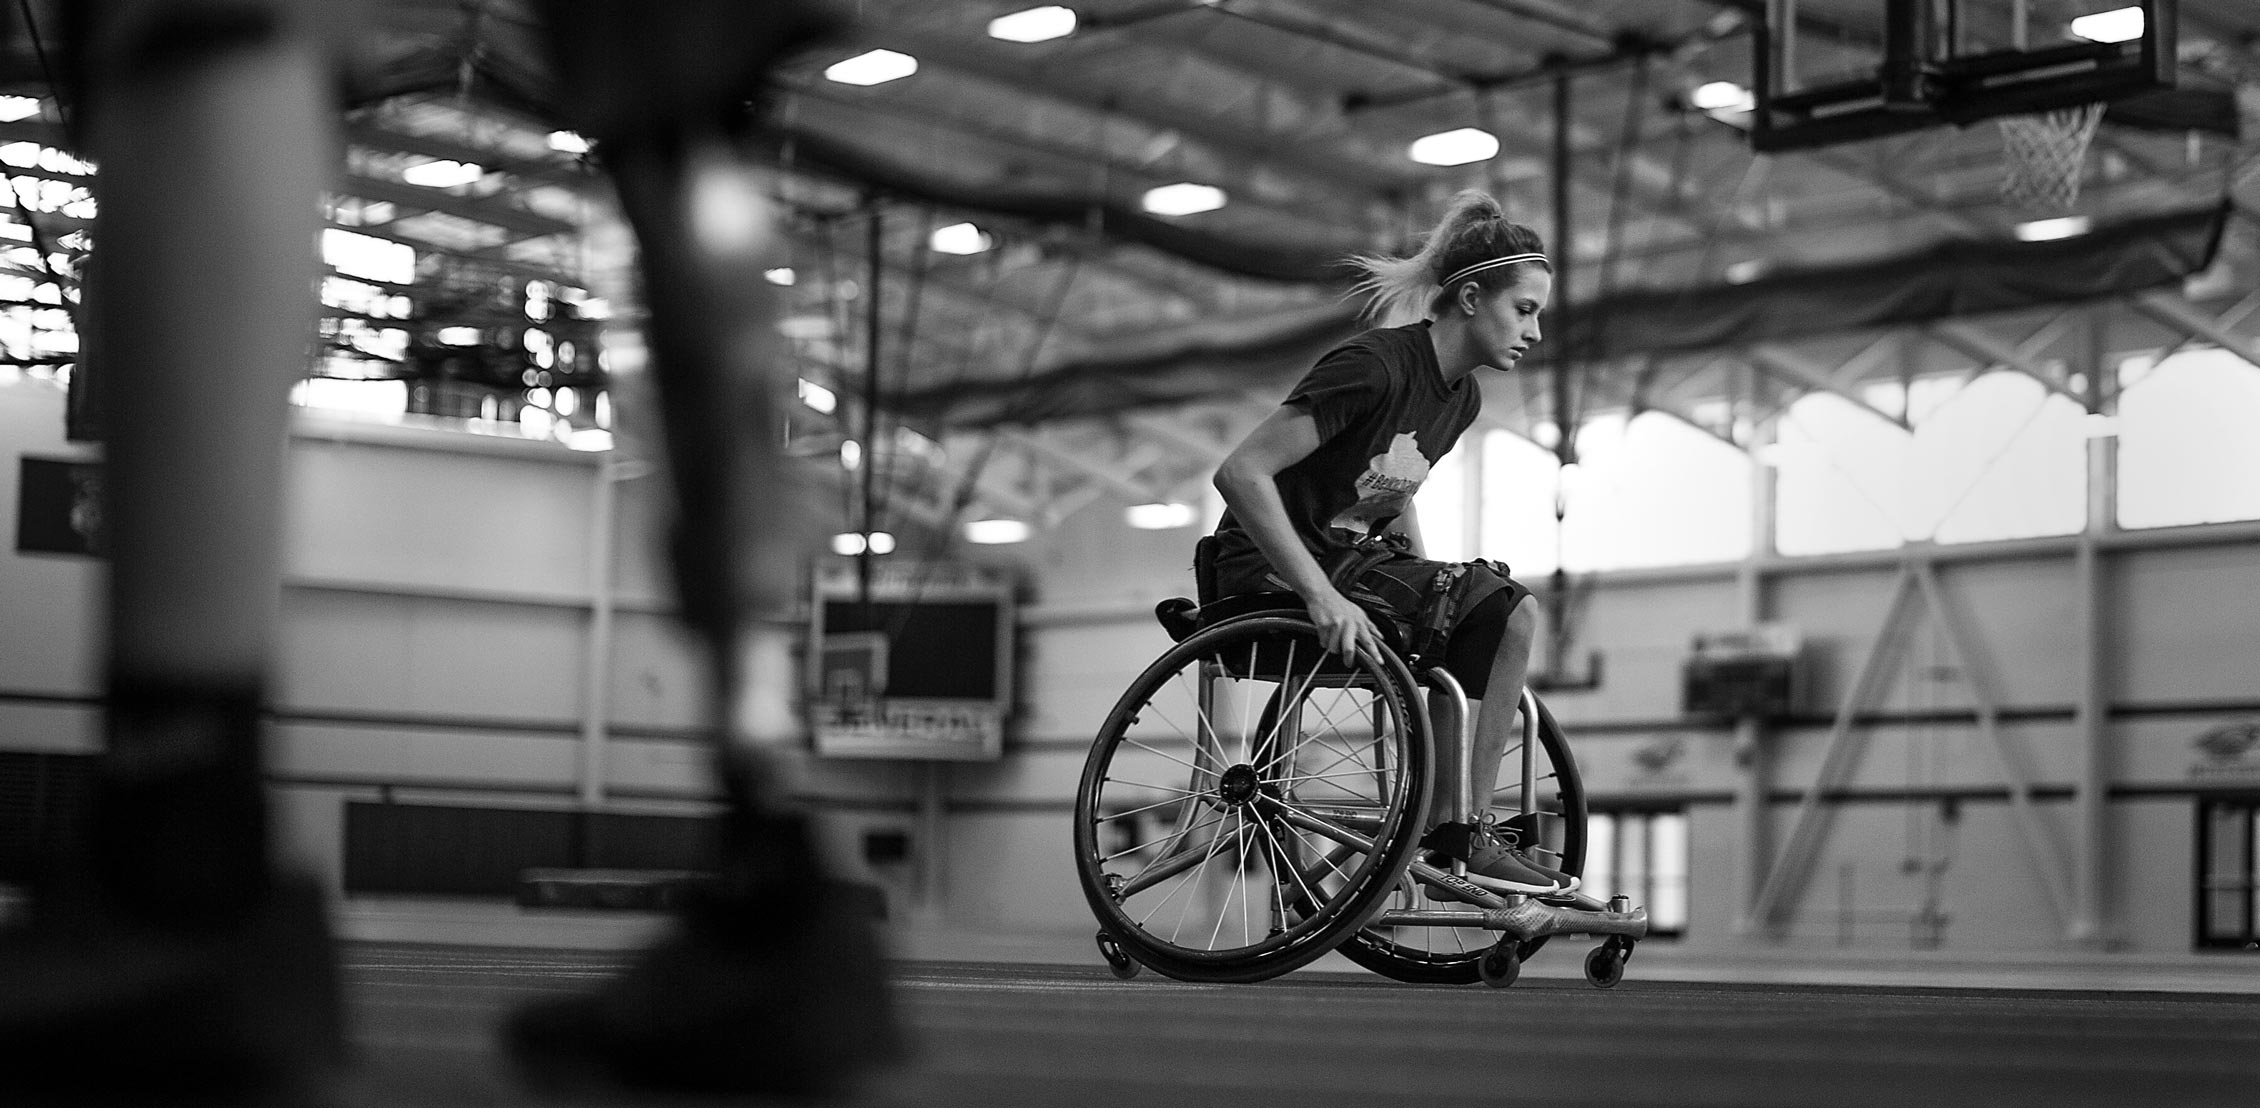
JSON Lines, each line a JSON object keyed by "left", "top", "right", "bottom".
{"left": 1304, "top": 587, "right": 1380, "bottom": 661}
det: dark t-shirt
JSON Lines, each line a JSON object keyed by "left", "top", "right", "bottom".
{"left": 1216, "top": 320, "right": 1479, "bottom": 558}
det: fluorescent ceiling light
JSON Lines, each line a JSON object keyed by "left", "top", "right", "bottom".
{"left": 764, "top": 267, "right": 797, "bottom": 286}
{"left": 797, "top": 378, "right": 837, "bottom": 413}
{"left": 989, "top": 6, "right": 1077, "bottom": 43}
{"left": 2014, "top": 215, "right": 2091, "bottom": 241}
{"left": 830, "top": 532, "right": 896, "bottom": 556}
{"left": 1126, "top": 502, "right": 1198, "bottom": 530}
{"left": 825, "top": 49, "right": 918, "bottom": 86}
{"left": 965, "top": 518, "right": 1032, "bottom": 544}
{"left": 1690, "top": 81, "right": 1754, "bottom": 112}
{"left": 401, "top": 159, "right": 484, "bottom": 188}
{"left": 547, "top": 130, "right": 590, "bottom": 154}
{"left": 2069, "top": 6, "right": 2144, "bottom": 43}
{"left": 322, "top": 229, "right": 415, "bottom": 285}
{"left": 1724, "top": 259, "right": 1769, "bottom": 284}
{"left": 436, "top": 326, "right": 482, "bottom": 345}
{"left": 0, "top": 96, "right": 40, "bottom": 122}
{"left": 1141, "top": 183, "right": 1226, "bottom": 216}
{"left": 930, "top": 222, "right": 993, "bottom": 255}
{"left": 1409, "top": 127, "right": 1499, "bottom": 167}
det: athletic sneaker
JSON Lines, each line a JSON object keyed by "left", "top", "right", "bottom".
{"left": 1420, "top": 820, "right": 1575, "bottom": 896}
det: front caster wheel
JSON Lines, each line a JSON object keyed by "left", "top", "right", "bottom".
{"left": 1478, "top": 940, "right": 1522, "bottom": 989}
{"left": 1097, "top": 930, "right": 1141, "bottom": 980}
{"left": 1584, "top": 939, "right": 1629, "bottom": 988}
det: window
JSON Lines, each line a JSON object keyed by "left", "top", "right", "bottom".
{"left": 2197, "top": 797, "right": 2260, "bottom": 951}
{"left": 1773, "top": 372, "right": 2087, "bottom": 555}
{"left": 2118, "top": 350, "right": 2260, "bottom": 530}
{"left": 1583, "top": 807, "right": 1690, "bottom": 938}
{"left": 1470, "top": 416, "right": 1752, "bottom": 576}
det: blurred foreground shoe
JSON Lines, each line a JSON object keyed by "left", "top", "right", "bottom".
{"left": 0, "top": 874, "right": 345, "bottom": 1106}
{"left": 506, "top": 815, "right": 903, "bottom": 1098}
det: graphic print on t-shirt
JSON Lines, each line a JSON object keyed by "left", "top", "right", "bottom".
{"left": 1329, "top": 431, "right": 1429, "bottom": 532}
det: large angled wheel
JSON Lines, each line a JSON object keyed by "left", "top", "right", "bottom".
{"left": 1320, "top": 689, "right": 1586, "bottom": 984}
{"left": 1073, "top": 614, "right": 1431, "bottom": 983}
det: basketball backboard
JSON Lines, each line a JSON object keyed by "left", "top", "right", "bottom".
{"left": 1750, "top": 0, "right": 2176, "bottom": 151}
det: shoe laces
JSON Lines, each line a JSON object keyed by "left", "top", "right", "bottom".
{"left": 1473, "top": 812, "right": 1522, "bottom": 851}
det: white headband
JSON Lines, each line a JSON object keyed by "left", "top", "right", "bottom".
{"left": 1439, "top": 252, "right": 1549, "bottom": 288}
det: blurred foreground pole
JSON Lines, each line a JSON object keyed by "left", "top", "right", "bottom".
{"left": 0, "top": 0, "right": 346, "bottom": 1101}
{"left": 505, "top": 2, "right": 901, "bottom": 1096}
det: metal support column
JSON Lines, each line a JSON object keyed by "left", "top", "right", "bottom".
{"left": 2068, "top": 312, "right": 2118, "bottom": 945}
{"left": 578, "top": 458, "right": 622, "bottom": 808}
{"left": 1733, "top": 413, "right": 1779, "bottom": 935}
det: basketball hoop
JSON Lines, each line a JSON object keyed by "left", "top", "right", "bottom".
{"left": 1996, "top": 102, "right": 2105, "bottom": 212}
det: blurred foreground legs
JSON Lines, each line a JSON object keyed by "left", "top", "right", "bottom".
{"left": 504, "top": 1, "right": 901, "bottom": 1097}
{"left": 0, "top": 1, "right": 345, "bottom": 1101}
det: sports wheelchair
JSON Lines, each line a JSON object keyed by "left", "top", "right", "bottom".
{"left": 1072, "top": 539, "right": 1646, "bottom": 987}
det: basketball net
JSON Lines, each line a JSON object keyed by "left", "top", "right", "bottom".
{"left": 1996, "top": 102, "right": 2105, "bottom": 212}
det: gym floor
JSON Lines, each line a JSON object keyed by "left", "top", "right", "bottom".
{"left": 335, "top": 938, "right": 2260, "bottom": 1107}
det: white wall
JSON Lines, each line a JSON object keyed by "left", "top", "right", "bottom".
{"left": 0, "top": 383, "right": 918, "bottom": 904}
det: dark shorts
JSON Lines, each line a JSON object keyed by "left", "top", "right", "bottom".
{"left": 1207, "top": 527, "right": 1530, "bottom": 673}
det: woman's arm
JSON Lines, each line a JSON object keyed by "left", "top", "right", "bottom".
{"left": 1213, "top": 406, "right": 1382, "bottom": 661}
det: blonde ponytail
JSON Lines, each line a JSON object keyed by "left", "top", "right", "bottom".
{"left": 1347, "top": 190, "right": 1548, "bottom": 325}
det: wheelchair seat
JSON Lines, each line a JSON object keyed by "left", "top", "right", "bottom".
{"left": 1155, "top": 533, "right": 1409, "bottom": 660}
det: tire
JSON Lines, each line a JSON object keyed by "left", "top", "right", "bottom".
{"left": 1073, "top": 614, "right": 1432, "bottom": 983}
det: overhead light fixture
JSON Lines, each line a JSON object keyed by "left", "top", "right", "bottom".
{"left": 797, "top": 378, "right": 837, "bottom": 414}
{"left": 2069, "top": 6, "right": 2144, "bottom": 43}
{"left": 1126, "top": 502, "right": 1198, "bottom": 530}
{"left": 0, "top": 96, "right": 40, "bottom": 123}
{"left": 1690, "top": 81, "right": 1755, "bottom": 113}
{"left": 401, "top": 158, "right": 484, "bottom": 188}
{"left": 1141, "top": 183, "right": 1226, "bottom": 216}
{"left": 989, "top": 5, "right": 1077, "bottom": 43}
{"left": 930, "top": 222, "right": 993, "bottom": 255}
{"left": 547, "top": 130, "right": 590, "bottom": 154}
{"left": 834, "top": 531, "right": 898, "bottom": 556}
{"left": 964, "top": 518, "right": 1032, "bottom": 544}
{"left": 1723, "top": 259, "right": 1769, "bottom": 284}
{"left": 764, "top": 267, "right": 797, "bottom": 286}
{"left": 840, "top": 438, "right": 863, "bottom": 470}
{"left": 436, "top": 326, "right": 482, "bottom": 345}
{"left": 1409, "top": 127, "right": 1499, "bottom": 167}
{"left": 2014, "top": 215, "right": 2091, "bottom": 241}
{"left": 825, "top": 48, "right": 918, "bottom": 86}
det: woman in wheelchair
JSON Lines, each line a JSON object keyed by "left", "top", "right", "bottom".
{"left": 1208, "top": 190, "right": 1569, "bottom": 899}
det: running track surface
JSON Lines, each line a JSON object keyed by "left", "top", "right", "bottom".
{"left": 339, "top": 943, "right": 2260, "bottom": 1108}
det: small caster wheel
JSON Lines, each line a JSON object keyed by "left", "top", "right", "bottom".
{"left": 1097, "top": 929, "right": 1141, "bottom": 980}
{"left": 1477, "top": 940, "right": 1522, "bottom": 989}
{"left": 1584, "top": 942, "right": 1626, "bottom": 989}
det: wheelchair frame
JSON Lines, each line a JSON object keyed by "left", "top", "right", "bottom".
{"left": 1073, "top": 594, "right": 1647, "bottom": 988}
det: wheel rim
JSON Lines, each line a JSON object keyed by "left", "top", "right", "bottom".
{"left": 1074, "top": 616, "right": 1428, "bottom": 980}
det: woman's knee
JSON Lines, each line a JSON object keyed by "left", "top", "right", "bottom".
{"left": 1503, "top": 596, "right": 1538, "bottom": 652}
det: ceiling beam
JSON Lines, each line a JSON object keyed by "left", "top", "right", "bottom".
{"left": 798, "top": 23, "right": 1406, "bottom": 194}
{"left": 338, "top": 173, "right": 578, "bottom": 242}
{"left": 2131, "top": 290, "right": 2260, "bottom": 371}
